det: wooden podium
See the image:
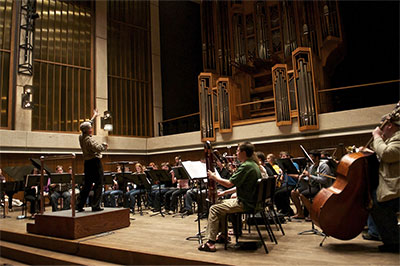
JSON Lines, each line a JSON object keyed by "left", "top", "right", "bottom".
{"left": 27, "top": 207, "right": 130, "bottom": 239}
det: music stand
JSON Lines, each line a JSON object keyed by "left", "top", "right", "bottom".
{"left": 102, "top": 172, "right": 115, "bottom": 187}
{"left": 181, "top": 161, "right": 208, "bottom": 245}
{"left": 130, "top": 173, "right": 151, "bottom": 216}
{"left": 145, "top": 169, "right": 171, "bottom": 217}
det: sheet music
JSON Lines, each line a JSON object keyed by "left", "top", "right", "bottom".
{"left": 182, "top": 161, "right": 207, "bottom": 179}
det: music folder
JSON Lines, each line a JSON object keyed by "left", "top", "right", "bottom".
{"left": 25, "top": 174, "right": 50, "bottom": 188}
{"left": 130, "top": 173, "right": 151, "bottom": 190}
{"left": 145, "top": 169, "right": 170, "bottom": 183}
{"left": 49, "top": 173, "right": 72, "bottom": 184}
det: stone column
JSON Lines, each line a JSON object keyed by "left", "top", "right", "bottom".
{"left": 95, "top": 0, "right": 108, "bottom": 137}
{"left": 151, "top": 0, "right": 163, "bottom": 136}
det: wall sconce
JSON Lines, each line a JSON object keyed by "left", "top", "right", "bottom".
{"left": 21, "top": 85, "right": 34, "bottom": 109}
{"left": 101, "top": 111, "right": 113, "bottom": 131}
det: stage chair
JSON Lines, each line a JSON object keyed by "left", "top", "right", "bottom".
{"left": 264, "top": 177, "right": 285, "bottom": 236}
{"left": 223, "top": 178, "right": 273, "bottom": 254}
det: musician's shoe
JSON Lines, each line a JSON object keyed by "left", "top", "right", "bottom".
{"left": 378, "top": 244, "right": 399, "bottom": 253}
{"left": 362, "top": 232, "right": 381, "bottom": 241}
{"left": 92, "top": 207, "right": 104, "bottom": 212}
{"left": 77, "top": 208, "right": 85, "bottom": 212}
{"left": 182, "top": 210, "right": 193, "bottom": 216}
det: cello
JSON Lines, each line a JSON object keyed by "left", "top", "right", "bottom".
{"left": 310, "top": 102, "right": 400, "bottom": 240}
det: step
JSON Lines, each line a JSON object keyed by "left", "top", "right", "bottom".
{"left": 0, "top": 256, "right": 29, "bottom": 265}
{"left": 0, "top": 240, "right": 119, "bottom": 266}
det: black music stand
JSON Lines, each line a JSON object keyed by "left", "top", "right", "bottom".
{"left": 130, "top": 173, "right": 151, "bottom": 216}
{"left": 171, "top": 166, "right": 190, "bottom": 218}
{"left": 145, "top": 169, "right": 171, "bottom": 217}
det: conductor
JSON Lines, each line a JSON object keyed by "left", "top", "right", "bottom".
{"left": 77, "top": 109, "right": 108, "bottom": 212}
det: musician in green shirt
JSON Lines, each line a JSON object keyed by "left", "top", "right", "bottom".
{"left": 199, "top": 142, "right": 261, "bottom": 252}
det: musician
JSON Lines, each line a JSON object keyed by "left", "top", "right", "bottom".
{"left": 127, "top": 163, "right": 147, "bottom": 213}
{"left": 291, "top": 150, "right": 331, "bottom": 219}
{"left": 148, "top": 162, "right": 158, "bottom": 170}
{"left": 181, "top": 179, "right": 207, "bottom": 216}
{"left": 256, "top": 151, "right": 276, "bottom": 177}
{"left": 198, "top": 142, "right": 261, "bottom": 252}
{"left": 103, "top": 165, "right": 123, "bottom": 207}
{"left": 25, "top": 168, "right": 40, "bottom": 218}
{"left": 274, "top": 151, "right": 299, "bottom": 216}
{"left": 175, "top": 156, "right": 182, "bottom": 167}
{"left": 151, "top": 162, "right": 176, "bottom": 212}
{"left": 165, "top": 167, "right": 188, "bottom": 214}
{"left": 266, "top": 153, "right": 283, "bottom": 182}
{"left": 50, "top": 165, "right": 71, "bottom": 212}
{"left": 369, "top": 114, "right": 400, "bottom": 253}
{"left": 77, "top": 109, "right": 108, "bottom": 212}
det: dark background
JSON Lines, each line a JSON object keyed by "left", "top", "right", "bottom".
{"left": 159, "top": 0, "right": 203, "bottom": 121}
{"left": 159, "top": 1, "right": 400, "bottom": 132}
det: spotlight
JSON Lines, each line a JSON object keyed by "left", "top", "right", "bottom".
{"left": 22, "top": 85, "right": 34, "bottom": 109}
{"left": 101, "top": 111, "right": 113, "bottom": 131}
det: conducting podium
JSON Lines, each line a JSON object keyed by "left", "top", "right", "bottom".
{"left": 27, "top": 155, "right": 130, "bottom": 239}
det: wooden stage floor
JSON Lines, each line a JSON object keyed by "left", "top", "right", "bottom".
{"left": 0, "top": 207, "right": 398, "bottom": 265}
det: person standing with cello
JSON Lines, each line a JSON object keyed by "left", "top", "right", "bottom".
{"left": 369, "top": 113, "right": 400, "bottom": 253}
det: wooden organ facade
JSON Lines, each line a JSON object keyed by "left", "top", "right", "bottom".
{"left": 198, "top": 0, "right": 343, "bottom": 139}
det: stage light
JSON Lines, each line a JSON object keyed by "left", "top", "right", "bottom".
{"left": 21, "top": 85, "right": 34, "bottom": 109}
{"left": 101, "top": 111, "right": 113, "bottom": 131}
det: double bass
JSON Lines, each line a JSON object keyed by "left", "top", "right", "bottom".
{"left": 311, "top": 102, "right": 400, "bottom": 240}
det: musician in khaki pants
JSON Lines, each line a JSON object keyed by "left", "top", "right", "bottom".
{"left": 199, "top": 142, "right": 261, "bottom": 252}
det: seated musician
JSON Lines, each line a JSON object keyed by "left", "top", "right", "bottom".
{"left": 290, "top": 151, "right": 332, "bottom": 219}
{"left": 274, "top": 151, "right": 299, "bottom": 216}
{"left": 256, "top": 151, "right": 275, "bottom": 177}
{"left": 175, "top": 156, "right": 182, "bottom": 167}
{"left": 151, "top": 162, "right": 177, "bottom": 212}
{"left": 148, "top": 162, "right": 158, "bottom": 170}
{"left": 165, "top": 168, "right": 189, "bottom": 214}
{"left": 198, "top": 142, "right": 260, "bottom": 252}
{"left": 103, "top": 165, "right": 123, "bottom": 207}
{"left": 369, "top": 113, "right": 400, "bottom": 253}
{"left": 127, "top": 163, "right": 147, "bottom": 213}
{"left": 181, "top": 178, "right": 207, "bottom": 216}
{"left": 50, "top": 165, "right": 71, "bottom": 212}
{"left": 25, "top": 168, "right": 41, "bottom": 218}
{"left": 266, "top": 153, "right": 283, "bottom": 182}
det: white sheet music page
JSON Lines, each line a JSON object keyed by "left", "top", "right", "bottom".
{"left": 182, "top": 161, "right": 207, "bottom": 179}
